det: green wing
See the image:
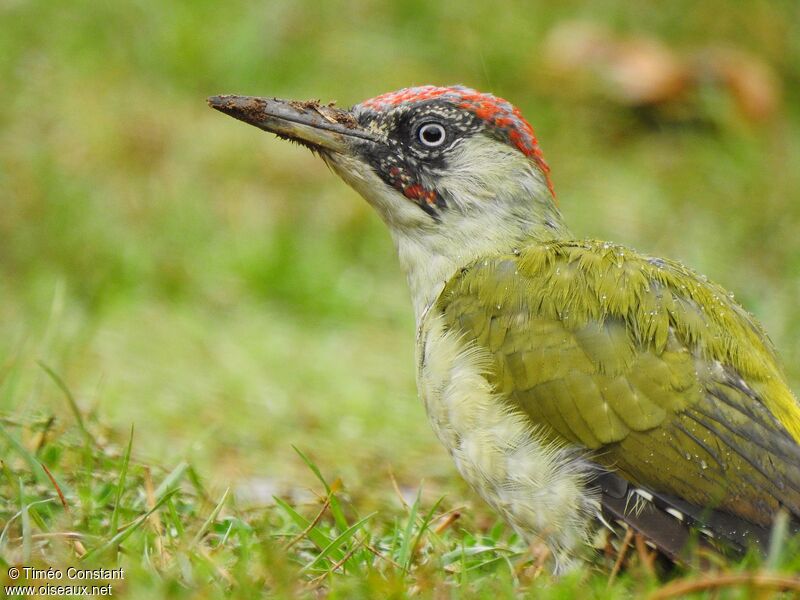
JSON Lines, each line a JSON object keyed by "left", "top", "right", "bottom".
{"left": 435, "top": 240, "right": 800, "bottom": 526}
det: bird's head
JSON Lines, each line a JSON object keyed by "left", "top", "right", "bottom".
{"left": 209, "top": 85, "right": 569, "bottom": 314}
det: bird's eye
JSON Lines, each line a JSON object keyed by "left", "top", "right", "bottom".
{"left": 417, "top": 122, "right": 446, "bottom": 147}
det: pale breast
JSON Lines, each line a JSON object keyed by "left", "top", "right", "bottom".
{"left": 416, "top": 309, "right": 599, "bottom": 569}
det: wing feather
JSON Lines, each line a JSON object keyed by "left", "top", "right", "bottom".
{"left": 435, "top": 240, "right": 800, "bottom": 529}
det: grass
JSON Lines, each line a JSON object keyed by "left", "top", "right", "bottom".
{"left": 2, "top": 0, "right": 800, "bottom": 596}
{"left": 2, "top": 404, "right": 798, "bottom": 599}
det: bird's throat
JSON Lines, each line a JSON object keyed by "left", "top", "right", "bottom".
{"left": 395, "top": 203, "right": 571, "bottom": 323}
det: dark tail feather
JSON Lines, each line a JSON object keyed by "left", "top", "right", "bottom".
{"left": 595, "top": 472, "right": 798, "bottom": 562}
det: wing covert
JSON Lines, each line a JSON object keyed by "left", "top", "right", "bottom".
{"left": 434, "top": 240, "right": 800, "bottom": 525}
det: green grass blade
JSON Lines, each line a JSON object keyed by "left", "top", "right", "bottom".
{"left": 110, "top": 424, "right": 134, "bottom": 534}
{"left": 19, "top": 478, "right": 32, "bottom": 563}
{"left": 82, "top": 490, "right": 178, "bottom": 561}
{"left": 292, "top": 445, "right": 349, "bottom": 532}
{"left": 37, "top": 360, "right": 95, "bottom": 447}
{"left": 273, "top": 496, "right": 341, "bottom": 560}
{"left": 408, "top": 495, "right": 444, "bottom": 569}
{"left": 0, "top": 422, "right": 48, "bottom": 484}
{"left": 1, "top": 459, "right": 21, "bottom": 501}
{"left": 302, "top": 512, "right": 376, "bottom": 572}
{"left": 152, "top": 461, "right": 189, "bottom": 502}
{"left": 186, "top": 465, "right": 211, "bottom": 504}
{"left": 166, "top": 496, "right": 185, "bottom": 539}
{"left": 397, "top": 486, "right": 422, "bottom": 573}
{"left": 291, "top": 446, "right": 330, "bottom": 493}
{"left": 442, "top": 545, "right": 510, "bottom": 565}
{"left": 190, "top": 487, "right": 230, "bottom": 548}
{"left": 26, "top": 502, "right": 50, "bottom": 534}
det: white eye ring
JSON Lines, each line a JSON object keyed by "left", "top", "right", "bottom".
{"left": 417, "top": 122, "right": 446, "bottom": 147}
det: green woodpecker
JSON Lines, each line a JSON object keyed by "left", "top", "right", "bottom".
{"left": 209, "top": 86, "right": 800, "bottom": 570}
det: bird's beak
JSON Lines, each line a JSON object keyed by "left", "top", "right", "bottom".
{"left": 207, "top": 95, "right": 377, "bottom": 153}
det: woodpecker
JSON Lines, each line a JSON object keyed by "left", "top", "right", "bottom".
{"left": 209, "top": 86, "right": 800, "bottom": 570}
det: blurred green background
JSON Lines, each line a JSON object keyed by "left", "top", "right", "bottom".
{"left": 2, "top": 0, "right": 799, "bottom": 506}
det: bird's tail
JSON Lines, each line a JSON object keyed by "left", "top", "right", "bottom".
{"left": 594, "top": 472, "right": 799, "bottom": 562}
